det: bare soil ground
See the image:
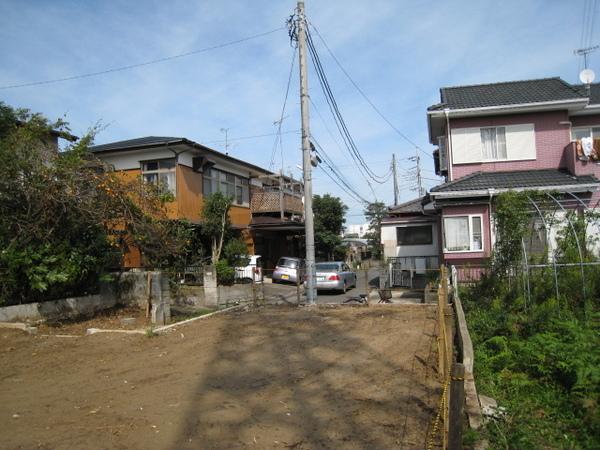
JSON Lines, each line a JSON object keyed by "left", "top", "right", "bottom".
{"left": 1, "top": 305, "right": 441, "bottom": 449}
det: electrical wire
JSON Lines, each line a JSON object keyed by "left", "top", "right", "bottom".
{"left": 308, "top": 21, "right": 433, "bottom": 160}
{"left": 202, "top": 129, "right": 299, "bottom": 144}
{"left": 269, "top": 46, "right": 298, "bottom": 170}
{"left": 0, "top": 26, "right": 286, "bottom": 89}
{"left": 311, "top": 136, "right": 371, "bottom": 204}
{"left": 308, "top": 33, "right": 393, "bottom": 184}
{"left": 305, "top": 24, "right": 393, "bottom": 185}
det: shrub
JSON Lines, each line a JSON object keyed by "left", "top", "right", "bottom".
{"left": 215, "top": 259, "right": 235, "bottom": 285}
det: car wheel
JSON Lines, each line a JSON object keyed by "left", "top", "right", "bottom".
{"left": 342, "top": 281, "right": 347, "bottom": 294}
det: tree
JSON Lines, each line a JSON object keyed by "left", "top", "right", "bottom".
{"left": 364, "top": 201, "right": 387, "bottom": 259}
{"left": 201, "top": 192, "right": 233, "bottom": 265}
{"left": 0, "top": 102, "right": 187, "bottom": 305}
{"left": 313, "top": 194, "right": 348, "bottom": 260}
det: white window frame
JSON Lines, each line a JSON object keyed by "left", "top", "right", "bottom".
{"left": 141, "top": 158, "right": 176, "bottom": 197}
{"left": 571, "top": 126, "right": 600, "bottom": 140}
{"left": 451, "top": 123, "right": 535, "bottom": 164}
{"left": 442, "top": 214, "right": 484, "bottom": 253}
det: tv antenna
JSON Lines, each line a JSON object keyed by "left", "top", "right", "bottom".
{"left": 574, "top": 45, "right": 599, "bottom": 69}
{"left": 220, "top": 128, "right": 231, "bottom": 155}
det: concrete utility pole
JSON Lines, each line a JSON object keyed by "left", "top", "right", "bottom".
{"left": 297, "top": 0, "right": 317, "bottom": 304}
{"left": 392, "top": 153, "right": 399, "bottom": 206}
{"left": 415, "top": 151, "right": 424, "bottom": 197}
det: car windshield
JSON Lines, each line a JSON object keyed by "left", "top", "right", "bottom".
{"left": 316, "top": 263, "right": 339, "bottom": 271}
{"left": 278, "top": 258, "right": 298, "bottom": 269}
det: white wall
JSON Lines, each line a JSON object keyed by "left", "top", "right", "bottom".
{"left": 381, "top": 222, "right": 439, "bottom": 259}
{"left": 96, "top": 145, "right": 265, "bottom": 182}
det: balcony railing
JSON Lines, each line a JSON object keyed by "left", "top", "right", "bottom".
{"left": 251, "top": 188, "right": 303, "bottom": 214}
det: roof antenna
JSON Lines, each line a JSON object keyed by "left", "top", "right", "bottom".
{"left": 575, "top": 45, "right": 599, "bottom": 70}
{"left": 575, "top": 45, "right": 598, "bottom": 95}
{"left": 580, "top": 68, "right": 596, "bottom": 97}
{"left": 220, "top": 128, "right": 230, "bottom": 155}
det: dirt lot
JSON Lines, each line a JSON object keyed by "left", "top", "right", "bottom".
{"left": 1, "top": 305, "right": 440, "bottom": 449}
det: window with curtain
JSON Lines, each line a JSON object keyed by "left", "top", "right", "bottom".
{"left": 443, "top": 215, "right": 484, "bottom": 252}
{"left": 572, "top": 127, "right": 600, "bottom": 140}
{"left": 141, "top": 158, "right": 176, "bottom": 196}
{"left": 480, "top": 127, "right": 507, "bottom": 160}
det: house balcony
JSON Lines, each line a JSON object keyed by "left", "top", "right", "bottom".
{"left": 564, "top": 140, "right": 600, "bottom": 178}
{"left": 250, "top": 188, "right": 304, "bottom": 216}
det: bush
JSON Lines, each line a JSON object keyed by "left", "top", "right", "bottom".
{"left": 215, "top": 259, "right": 235, "bottom": 286}
{"left": 223, "top": 238, "right": 249, "bottom": 267}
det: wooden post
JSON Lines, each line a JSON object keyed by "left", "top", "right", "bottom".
{"left": 437, "top": 272, "right": 446, "bottom": 378}
{"left": 448, "top": 363, "right": 465, "bottom": 450}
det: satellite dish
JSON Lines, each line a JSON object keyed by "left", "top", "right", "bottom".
{"left": 580, "top": 68, "right": 596, "bottom": 84}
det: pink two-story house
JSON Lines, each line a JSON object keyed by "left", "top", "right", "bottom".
{"left": 382, "top": 77, "right": 600, "bottom": 277}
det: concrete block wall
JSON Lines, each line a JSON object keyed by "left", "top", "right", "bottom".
{"left": 0, "top": 271, "right": 168, "bottom": 323}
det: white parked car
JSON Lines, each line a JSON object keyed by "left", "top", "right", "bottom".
{"left": 235, "top": 255, "right": 263, "bottom": 283}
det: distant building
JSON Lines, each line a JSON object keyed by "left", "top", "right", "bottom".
{"left": 343, "top": 223, "right": 370, "bottom": 238}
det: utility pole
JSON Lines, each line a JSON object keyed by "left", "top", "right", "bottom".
{"left": 392, "top": 153, "right": 399, "bottom": 206}
{"left": 297, "top": 0, "right": 316, "bottom": 304}
{"left": 415, "top": 151, "right": 424, "bottom": 197}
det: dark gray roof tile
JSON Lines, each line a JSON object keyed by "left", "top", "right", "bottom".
{"left": 430, "top": 169, "right": 599, "bottom": 193}
{"left": 572, "top": 82, "right": 600, "bottom": 105}
{"left": 387, "top": 197, "right": 424, "bottom": 214}
{"left": 428, "top": 78, "right": 586, "bottom": 111}
{"left": 90, "top": 136, "right": 183, "bottom": 153}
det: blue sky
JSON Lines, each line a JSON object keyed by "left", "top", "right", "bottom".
{"left": 0, "top": 0, "right": 596, "bottom": 224}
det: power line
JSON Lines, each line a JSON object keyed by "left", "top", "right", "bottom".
{"left": 0, "top": 26, "right": 286, "bottom": 89}
{"left": 202, "top": 128, "right": 300, "bottom": 144}
{"left": 308, "top": 22, "right": 433, "bottom": 160}
{"left": 305, "top": 26, "right": 392, "bottom": 185}
{"left": 269, "top": 46, "right": 298, "bottom": 170}
{"left": 311, "top": 136, "right": 371, "bottom": 204}
{"left": 313, "top": 142, "right": 370, "bottom": 204}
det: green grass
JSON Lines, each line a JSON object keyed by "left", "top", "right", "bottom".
{"left": 462, "top": 295, "right": 600, "bottom": 449}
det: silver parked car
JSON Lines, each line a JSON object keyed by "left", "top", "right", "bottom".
{"left": 272, "top": 257, "right": 305, "bottom": 284}
{"left": 310, "top": 261, "right": 357, "bottom": 293}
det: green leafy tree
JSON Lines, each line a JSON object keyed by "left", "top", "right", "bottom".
{"left": 313, "top": 194, "right": 348, "bottom": 260}
{"left": 0, "top": 102, "right": 187, "bottom": 305}
{"left": 364, "top": 201, "right": 386, "bottom": 259}
{"left": 201, "top": 192, "right": 233, "bottom": 265}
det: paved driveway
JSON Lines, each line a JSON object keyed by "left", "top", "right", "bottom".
{"left": 262, "top": 267, "right": 380, "bottom": 305}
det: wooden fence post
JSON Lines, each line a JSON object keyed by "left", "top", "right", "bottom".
{"left": 448, "top": 363, "right": 465, "bottom": 450}
{"left": 437, "top": 265, "right": 447, "bottom": 379}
